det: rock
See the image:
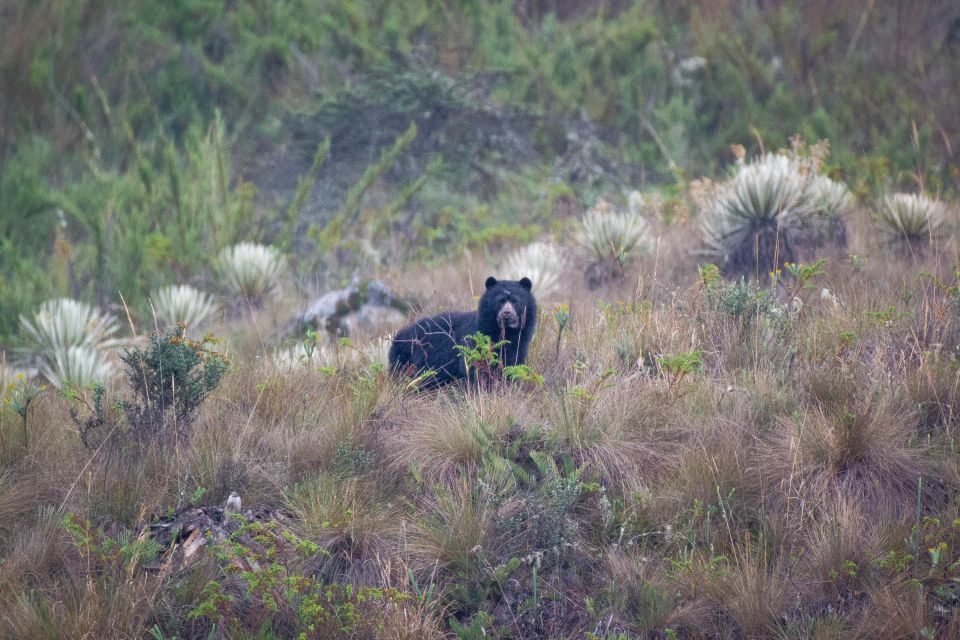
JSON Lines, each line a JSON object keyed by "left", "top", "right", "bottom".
{"left": 292, "top": 279, "right": 409, "bottom": 339}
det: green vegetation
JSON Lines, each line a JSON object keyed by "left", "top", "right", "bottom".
{"left": 3, "top": 1, "right": 959, "bottom": 344}
{"left": 3, "top": 2, "right": 960, "bottom": 638}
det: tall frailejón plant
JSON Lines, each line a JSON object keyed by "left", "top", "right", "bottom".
{"left": 501, "top": 242, "right": 568, "bottom": 299}
{"left": 578, "top": 198, "right": 652, "bottom": 289}
{"left": 150, "top": 284, "right": 218, "bottom": 331}
{"left": 700, "top": 153, "right": 852, "bottom": 277}
{"left": 215, "top": 242, "right": 287, "bottom": 306}
{"left": 874, "top": 193, "right": 949, "bottom": 249}
{"left": 20, "top": 298, "right": 120, "bottom": 389}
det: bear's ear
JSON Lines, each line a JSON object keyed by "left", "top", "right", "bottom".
{"left": 485, "top": 276, "right": 498, "bottom": 290}
{"left": 519, "top": 277, "right": 532, "bottom": 290}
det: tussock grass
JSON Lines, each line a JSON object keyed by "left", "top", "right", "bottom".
{"left": 706, "top": 551, "right": 791, "bottom": 638}
{"left": 760, "top": 386, "right": 956, "bottom": 520}
{"left": 799, "top": 497, "right": 879, "bottom": 603}
{"left": 286, "top": 473, "right": 399, "bottom": 583}
{"left": 542, "top": 380, "right": 664, "bottom": 492}
{"left": 386, "top": 389, "right": 534, "bottom": 485}
{"left": 407, "top": 474, "right": 500, "bottom": 575}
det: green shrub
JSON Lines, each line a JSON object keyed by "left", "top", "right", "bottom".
{"left": 190, "top": 518, "right": 426, "bottom": 639}
{"left": 78, "top": 325, "right": 228, "bottom": 449}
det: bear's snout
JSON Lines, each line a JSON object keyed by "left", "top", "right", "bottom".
{"left": 497, "top": 301, "right": 521, "bottom": 329}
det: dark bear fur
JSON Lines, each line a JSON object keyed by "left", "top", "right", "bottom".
{"left": 389, "top": 276, "right": 537, "bottom": 387}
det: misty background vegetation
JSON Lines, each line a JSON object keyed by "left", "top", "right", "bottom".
{"left": 2, "top": 0, "right": 959, "bottom": 344}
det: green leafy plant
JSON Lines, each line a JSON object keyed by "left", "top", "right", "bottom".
{"left": 502, "top": 364, "right": 544, "bottom": 386}
{"left": 775, "top": 258, "right": 828, "bottom": 304}
{"left": 527, "top": 450, "right": 588, "bottom": 553}
{"left": 864, "top": 306, "right": 910, "bottom": 327}
{"left": 190, "top": 518, "right": 417, "bottom": 638}
{"left": 3, "top": 372, "right": 46, "bottom": 450}
{"left": 62, "top": 512, "right": 160, "bottom": 575}
{"left": 705, "top": 275, "right": 778, "bottom": 330}
{"left": 455, "top": 331, "right": 509, "bottom": 387}
{"left": 656, "top": 350, "right": 704, "bottom": 391}
{"left": 77, "top": 325, "right": 228, "bottom": 449}
{"left": 553, "top": 303, "right": 571, "bottom": 359}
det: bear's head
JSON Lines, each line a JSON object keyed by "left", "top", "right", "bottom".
{"left": 480, "top": 276, "right": 536, "bottom": 332}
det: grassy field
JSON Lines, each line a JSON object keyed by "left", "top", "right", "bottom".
{"left": 3, "top": 2, "right": 960, "bottom": 638}
{"left": 3, "top": 190, "right": 960, "bottom": 638}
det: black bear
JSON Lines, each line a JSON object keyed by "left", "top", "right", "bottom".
{"left": 389, "top": 276, "right": 537, "bottom": 387}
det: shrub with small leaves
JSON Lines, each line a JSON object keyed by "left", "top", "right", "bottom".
{"left": 78, "top": 326, "right": 229, "bottom": 448}
{"left": 124, "top": 326, "right": 228, "bottom": 436}
{"left": 190, "top": 517, "right": 418, "bottom": 638}
{"left": 527, "top": 451, "right": 586, "bottom": 553}
{"left": 707, "top": 275, "right": 776, "bottom": 324}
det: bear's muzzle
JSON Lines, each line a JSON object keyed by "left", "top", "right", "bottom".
{"left": 497, "top": 301, "right": 521, "bottom": 329}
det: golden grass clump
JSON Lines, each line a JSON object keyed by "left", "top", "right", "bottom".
{"left": 385, "top": 389, "right": 534, "bottom": 485}
{"left": 407, "top": 475, "right": 500, "bottom": 575}
{"left": 541, "top": 380, "right": 662, "bottom": 493}
{"left": 759, "top": 384, "right": 956, "bottom": 520}
{"left": 285, "top": 473, "right": 398, "bottom": 583}
{"left": 704, "top": 552, "right": 792, "bottom": 639}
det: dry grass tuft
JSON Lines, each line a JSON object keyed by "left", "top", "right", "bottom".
{"left": 407, "top": 474, "right": 500, "bottom": 575}
{"left": 854, "top": 583, "right": 934, "bottom": 639}
{"left": 760, "top": 386, "right": 955, "bottom": 519}
{"left": 542, "top": 380, "right": 663, "bottom": 492}
{"left": 386, "top": 390, "right": 533, "bottom": 485}
{"left": 286, "top": 473, "right": 398, "bottom": 584}
{"left": 706, "top": 551, "right": 792, "bottom": 639}
{"left": 800, "top": 496, "right": 879, "bottom": 605}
